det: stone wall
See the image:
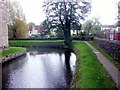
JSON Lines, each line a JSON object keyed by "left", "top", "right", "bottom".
{"left": 94, "top": 37, "right": 120, "bottom": 63}
{"left": 0, "top": 1, "right": 2, "bottom": 48}
{"left": 2, "top": 52, "right": 26, "bottom": 63}
{"left": 0, "top": 0, "right": 9, "bottom": 49}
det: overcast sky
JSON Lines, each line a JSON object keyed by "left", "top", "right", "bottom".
{"left": 17, "top": 0, "right": 118, "bottom": 25}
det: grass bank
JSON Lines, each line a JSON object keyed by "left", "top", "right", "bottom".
{"left": 2, "top": 47, "right": 26, "bottom": 57}
{"left": 89, "top": 41, "right": 120, "bottom": 70}
{"left": 0, "top": 52, "right": 2, "bottom": 58}
{"left": 9, "top": 40, "right": 64, "bottom": 47}
{"left": 71, "top": 41, "right": 116, "bottom": 88}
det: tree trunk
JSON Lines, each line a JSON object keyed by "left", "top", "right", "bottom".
{"left": 64, "top": 17, "right": 72, "bottom": 47}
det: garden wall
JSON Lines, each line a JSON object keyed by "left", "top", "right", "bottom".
{"left": 94, "top": 37, "right": 120, "bottom": 63}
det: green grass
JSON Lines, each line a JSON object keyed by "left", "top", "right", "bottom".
{"left": 89, "top": 41, "right": 120, "bottom": 70}
{"left": 0, "top": 51, "right": 2, "bottom": 58}
{"left": 9, "top": 40, "right": 64, "bottom": 47}
{"left": 2, "top": 47, "right": 26, "bottom": 57}
{"left": 71, "top": 41, "right": 116, "bottom": 88}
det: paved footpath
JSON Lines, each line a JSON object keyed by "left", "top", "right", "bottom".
{"left": 84, "top": 41, "right": 120, "bottom": 88}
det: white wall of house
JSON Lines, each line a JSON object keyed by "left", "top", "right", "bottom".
{"left": 29, "top": 29, "right": 38, "bottom": 35}
{"left": 71, "top": 30, "right": 81, "bottom": 36}
{"left": 71, "top": 30, "right": 77, "bottom": 36}
{"left": 29, "top": 25, "right": 38, "bottom": 36}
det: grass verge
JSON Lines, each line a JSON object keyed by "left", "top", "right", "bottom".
{"left": 2, "top": 47, "right": 26, "bottom": 57}
{"left": 71, "top": 41, "right": 116, "bottom": 88}
{"left": 89, "top": 41, "right": 120, "bottom": 70}
{"left": 0, "top": 52, "right": 2, "bottom": 58}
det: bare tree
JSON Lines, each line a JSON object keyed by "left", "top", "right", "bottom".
{"left": 43, "top": 0, "right": 91, "bottom": 46}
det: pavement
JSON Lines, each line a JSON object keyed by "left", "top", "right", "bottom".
{"left": 84, "top": 41, "right": 120, "bottom": 89}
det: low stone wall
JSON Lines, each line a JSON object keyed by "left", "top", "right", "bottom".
{"left": 94, "top": 37, "right": 120, "bottom": 63}
{"left": 1, "top": 52, "right": 26, "bottom": 63}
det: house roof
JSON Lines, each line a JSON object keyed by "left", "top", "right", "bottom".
{"left": 101, "top": 25, "right": 116, "bottom": 29}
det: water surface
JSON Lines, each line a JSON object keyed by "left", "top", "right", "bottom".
{"left": 2, "top": 48, "right": 76, "bottom": 88}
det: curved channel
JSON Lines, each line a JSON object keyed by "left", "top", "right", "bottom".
{"left": 2, "top": 48, "right": 76, "bottom": 88}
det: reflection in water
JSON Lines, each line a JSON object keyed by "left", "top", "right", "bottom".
{"left": 65, "top": 49, "right": 71, "bottom": 69}
{"left": 2, "top": 48, "right": 76, "bottom": 88}
{"left": 64, "top": 49, "right": 72, "bottom": 86}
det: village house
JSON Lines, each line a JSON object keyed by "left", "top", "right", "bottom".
{"left": 28, "top": 23, "right": 39, "bottom": 36}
